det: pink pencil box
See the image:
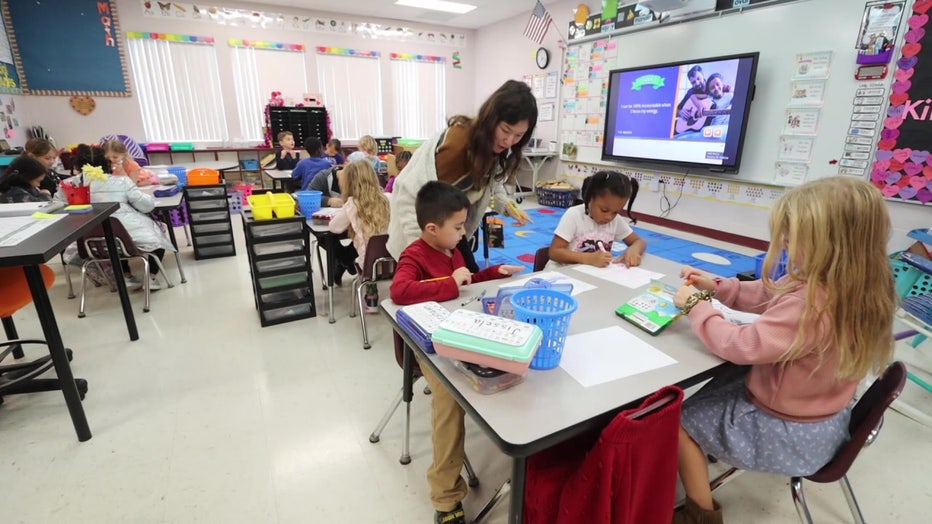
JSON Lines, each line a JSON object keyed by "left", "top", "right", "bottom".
{"left": 431, "top": 309, "right": 543, "bottom": 376}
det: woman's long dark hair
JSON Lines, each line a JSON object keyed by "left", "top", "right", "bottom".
{"left": 448, "top": 79, "right": 538, "bottom": 187}
{"left": 0, "top": 156, "right": 47, "bottom": 192}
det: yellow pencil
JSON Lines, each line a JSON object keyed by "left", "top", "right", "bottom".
{"left": 420, "top": 276, "right": 450, "bottom": 283}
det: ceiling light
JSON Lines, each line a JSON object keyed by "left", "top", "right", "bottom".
{"left": 395, "top": 0, "right": 477, "bottom": 15}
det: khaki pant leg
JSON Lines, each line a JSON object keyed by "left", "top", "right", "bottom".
{"left": 419, "top": 360, "right": 468, "bottom": 511}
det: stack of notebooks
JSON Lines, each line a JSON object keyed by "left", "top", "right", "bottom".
{"left": 396, "top": 301, "right": 451, "bottom": 354}
{"left": 311, "top": 207, "right": 340, "bottom": 224}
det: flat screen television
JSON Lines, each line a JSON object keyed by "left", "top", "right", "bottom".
{"left": 602, "top": 52, "right": 759, "bottom": 172}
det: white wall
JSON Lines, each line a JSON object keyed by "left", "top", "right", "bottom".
{"left": 475, "top": 1, "right": 929, "bottom": 250}
{"left": 18, "top": 0, "right": 476, "bottom": 148}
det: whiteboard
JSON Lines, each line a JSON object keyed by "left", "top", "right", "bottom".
{"left": 562, "top": 0, "right": 874, "bottom": 186}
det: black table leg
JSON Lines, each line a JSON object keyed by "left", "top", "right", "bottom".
{"left": 102, "top": 218, "right": 139, "bottom": 341}
{"left": 159, "top": 209, "right": 179, "bottom": 251}
{"left": 402, "top": 337, "right": 413, "bottom": 404}
{"left": 509, "top": 456, "right": 527, "bottom": 524}
{"left": 22, "top": 265, "right": 92, "bottom": 442}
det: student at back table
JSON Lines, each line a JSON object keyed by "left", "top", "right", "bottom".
{"left": 291, "top": 137, "right": 334, "bottom": 194}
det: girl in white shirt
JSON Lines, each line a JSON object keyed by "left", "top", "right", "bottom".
{"left": 546, "top": 170, "right": 646, "bottom": 269}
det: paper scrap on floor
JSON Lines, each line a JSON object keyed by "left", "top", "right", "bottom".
{"left": 559, "top": 326, "right": 677, "bottom": 387}
{"left": 502, "top": 271, "right": 596, "bottom": 296}
{"left": 571, "top": 263, "right": 664, "bottom": 289}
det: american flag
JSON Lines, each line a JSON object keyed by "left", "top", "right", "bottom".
{"left": 523, "top": 1, "right": 552, "bottom": 45}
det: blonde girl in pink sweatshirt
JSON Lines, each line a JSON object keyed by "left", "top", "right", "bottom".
{"left": 670, "top": 177, "right": 895, "bottom": 524}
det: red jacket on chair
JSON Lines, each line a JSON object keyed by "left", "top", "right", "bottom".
{"left": 524, "top": 385, "right": 684, "bottom": 524}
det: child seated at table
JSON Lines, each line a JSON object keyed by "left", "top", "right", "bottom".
{"left": 67, "top": 144, "right": 175, "bottom": 291}
{"left": 347, "top": 135, "right": 387, "bottom": 181}
{"left": 328, "top": 159, "right": 390, "bottom": 296}
{"left": 103, "top": 139, "right": 157, "bottom": 187}
{"left": 293, "top": 137, "right": 337, "bottom": 195}
{"left": 274, "top": 131, "right": 301, "bottom": 170}
{"left": 324, "top": 138, "right": 345, "bottom": 167}
{"left": 546, "top": 170, "right": 646, "bottom": 269}
{"left": 390, "top": 181, "right": 523, "bottom": 524}
{"left": 0, "top": 156, "right": 52, "bottom": 203}
{"left": 383, "top": 150, "right": 411, "bottom": 193}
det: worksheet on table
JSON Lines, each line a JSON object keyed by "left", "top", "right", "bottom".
{"left": 0, "top": 215, "right": 66, "bottom": 247}
{"left": 571, "top": 263, "right": 664, "bottom": 289}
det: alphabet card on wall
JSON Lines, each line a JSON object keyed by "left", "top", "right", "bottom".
{"left": 870, "top": 0, "right": 932, "bottom": 205}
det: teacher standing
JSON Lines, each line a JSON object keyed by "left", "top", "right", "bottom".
{"left": 387, "top": 79, "right": 538, "bottom": 271}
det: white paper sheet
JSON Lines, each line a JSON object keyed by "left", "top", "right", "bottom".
{"left": 711, "top": 300, "right": 761, "bottom": 325}
{"left": 502, "top": 271, "right": 596, "bottom": 296}
{"left": 559, "top": 326, "right": 678, "bottom": 387}
{"left": 0, "top": 215, "right": 66, "bottom": 247}
{"left": 571, "top": 264, "right": 663, "bottom": 289}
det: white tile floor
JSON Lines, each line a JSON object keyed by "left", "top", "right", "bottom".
{"left": 3, "top": 214, "right": 932, "bottom": 523}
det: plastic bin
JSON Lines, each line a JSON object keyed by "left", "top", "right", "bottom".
{"left": 189, "top": 210, "right": 228, "bottom": 222}
{"left": 247, "top": 194, "right": 274, "bottom": 220}
{"left": 170, "top": 142, "right": 195, "bottom": 151}
{"left": 891, "top": 251, "right": 932, "bottom": 298}
{"left": 185, "top": 186, "right": 226, "bottom": 198}
{"left": 255, "top": 255, "right": 307, "bottom": 273}
{"left": 269, "top": 193, "right": 296, "bottom": 218}
{"left": 536, "top": 186, "right": 578, "bottom": 208}
{"left": 191, "top": 222, "right": 231, "bottom": 235}
{"left": 253, "top": 239, "right": 304, "bottom": 256}
{"left": 228, "top": 192, "right": 243, "bottom": 215}
{"left": 295, "top": 190, "right": 322, "bottom": 216}
{"left": 188, "top": 199, "right": 227, "bottom": 211}
{"left": 187, "top": 168, "right": 221, "bottom": 186}
{"left": 167, "top": 166, "right": 187, "bottom": 186}
{"left": 754, "top": 250, "right": 788, "bottom": 280}
{"left": 145, "top": 143, "right": 170, "bottom": 152}
{"left": 510, "top": 289, "right": 578, "bottom": 370}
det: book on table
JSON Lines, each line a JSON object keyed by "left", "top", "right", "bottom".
{"left": 615, "top": 280, "right": 683, "bottom": 335}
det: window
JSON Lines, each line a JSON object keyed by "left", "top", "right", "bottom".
{"left": 391, "top": 56, "right": 446, "bottom": 139}
{"left": 316, "top": 50, "right": 383, "bottom": 140}
{"left": 230, "top": 44, "right": 308, "bottom": 142}
{"left": 127, "top": 35, "right": 228, "bottom": 143}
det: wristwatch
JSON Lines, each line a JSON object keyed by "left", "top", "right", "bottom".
{"left": 681, "top": 289, "right": 714, "bottom": 315}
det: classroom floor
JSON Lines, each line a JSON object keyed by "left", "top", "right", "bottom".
{"left": 2, "top": 209, "right": 931, "bottom": 523}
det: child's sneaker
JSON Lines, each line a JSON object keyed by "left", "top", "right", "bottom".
{"left": 435, "top": 503, "right": 465, "bottom": 524}
{"left": 364, "top": 283, "right": 379, "bottom": 313}
{"left": 83, "top": 264, "right": 108, "bottom": 288}
{"left": 125, "top": 275, "right": 143, "bottom": 289}
{"left": 148, "top": 275, "right": 162, "bottom": 291}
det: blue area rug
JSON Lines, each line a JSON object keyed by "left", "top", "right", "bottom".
{"left": 481, "top": 206, "right": 759, "bottom": 278}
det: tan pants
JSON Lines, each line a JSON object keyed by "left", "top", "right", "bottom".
{"left": 419, "top": 359, "right": 467, "bottom": 512}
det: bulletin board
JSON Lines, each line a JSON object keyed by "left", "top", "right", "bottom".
{"left": 0, "top": 10, "right": 18, "bottom": 93}
{"left": 558, "top": 0, "right": 889, "bottom": 189}
{"left": 1, "top": 0, "right": 130, "bottom": 96}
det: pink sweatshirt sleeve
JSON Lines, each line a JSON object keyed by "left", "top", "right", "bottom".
{"left": 329, "top": 198, "right": 354, "bottom": 234}
{"left": 713, "top": 277, "right": 774, "bottom": 314}
{"left": 686, "top": 291, "right": 805, "bottom": 365}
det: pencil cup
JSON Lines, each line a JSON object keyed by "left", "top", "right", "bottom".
{"left": 61, "top": 182, "right": 91, "bottom": 205}
{"left": 295, "top": 190, "right": 322, "bottom": 216}
{"left": 510, "top": 289, "right": 578, "bottom": 370}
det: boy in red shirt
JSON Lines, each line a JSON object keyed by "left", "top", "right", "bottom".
{"left": 390, "top": 181, "right": 523, "bottom": 523}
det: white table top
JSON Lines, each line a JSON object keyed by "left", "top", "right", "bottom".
{"left": 381, "top": 256, "right": 725, "bottom": 452}
{"left": 521, "top": 150, "right": 557, "bottom": 158}
{"left": 263, "top": 169, "right": 293, "bottom": 179}
{"left": 148, "top": 161, "right": 239, "bottom": 171}
{"left": 140, "top": 185, "right": 183, "bottom": 210}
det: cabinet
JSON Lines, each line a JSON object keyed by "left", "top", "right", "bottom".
{"left": 242, "top": 212, "right": 317, "bottom": 326}
{"left": 267, "top": 106, "right": 330, "bottom": 148}
{"left": 147, "top": 147, "right": 274, "bottom": 187}
{"left": 184, "top": 185, "right": 237, "bottom": 260}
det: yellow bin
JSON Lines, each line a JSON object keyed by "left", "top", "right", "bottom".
{"left": 247, "top": 194, "right": 274, "bottom": 220}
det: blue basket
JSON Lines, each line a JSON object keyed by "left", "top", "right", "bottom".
{"left": 510, "top": 289, "right": 578, "bottom": 370}
{"left": 295, "top": 190, "right": 322, "bottom": 216}
{"left": 168, "top": 166, "right": 187, "bottom": 187}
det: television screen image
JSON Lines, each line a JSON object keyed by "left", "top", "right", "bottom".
{"left": 602, "top": 52, "right": 759, "bottom": 172}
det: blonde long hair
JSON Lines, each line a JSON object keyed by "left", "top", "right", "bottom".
{"left": 341, "top": 160, "right": 389, "bottom": 239}
{"left": 763, "top": 177, "right": 895, "bottom": 380}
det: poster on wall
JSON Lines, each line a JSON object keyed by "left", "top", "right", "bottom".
{"left": 0, "top": 14, "right": 19, "bottom": 93}
{"left": 2, "top": 0, "right": 129, "bottom": 96}
{"left": 870, "top": 2, "right": 932, "bottom": 205}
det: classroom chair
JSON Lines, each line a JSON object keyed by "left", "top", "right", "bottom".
{"left": 74, "top": 218, "right": 178, "bottom": 318}
{"left": 706, "top": 361, "right": 907, "bottom": 524}
{"left": 349, "top": 234, "right": 396, "bottom": 349}
{"left": 0, "top": 265, "right": 88, "bottom": 402}
{"left": 368, "top": 332, "right": 479, "bottom": 485}
{"left": 533, "top": 246, "right": 550, "bottom": 272}
{"left": 514, "top": 386, "right": 683, "bottom": 524}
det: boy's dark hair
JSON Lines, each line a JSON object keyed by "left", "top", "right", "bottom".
{"left": 327, "top": 138, "right": 342, "bottom": 149}
{"left": 72, "top": 144, "right": 112, "bottom": 174}
{"left": 415, "top": 181, "right": 469, "bottom": 230}
{"left": 0, "top": 156, "right": 47, "bottom": 192}
{"left": 396, "top": 150, "right": 413, "bottom": 163}
{"left": 277, "top": 130, "right": 293, "bottom": 142}
{"left": 687, "top": 65, "right": 703, "bottom": 79}
{"left": 304, "top": 137, "right": 323, "bottom": 156}
{"left": 580, "top": 170, "right": 639, "bottom": 224}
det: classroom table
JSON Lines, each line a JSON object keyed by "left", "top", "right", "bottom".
{"left": 263, "top": 169, "right": 293, "bottom": 192}
{"left": 516, "top": 151, "right": 556, "bottom": 200}
{"left": 0, "top": 203, "right": 139, "bottom": 442}
{"left": 380, "top": 255, "right": 728, "bottom": 523}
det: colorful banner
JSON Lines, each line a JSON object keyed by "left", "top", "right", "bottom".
{"left": 390, "top": 53, "right": 444, "bottom": 63}
{"left": 127, "top": 32, "right": 215, "bottom": 44}
{"left": 228, "top": 40, "right": 304, "bottom": 51}
{"left": 870, "top": 0, "right": 932, "bottom": 205}
{"left": 140, "top": 1, "right": 466, "bottom": 47}
{"left": 315, "top": 47, "right": 378, "bottom": 57}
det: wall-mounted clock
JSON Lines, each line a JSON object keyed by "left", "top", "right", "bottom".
{"left": 536, "top": 47, "right": 550, "bottom": 69}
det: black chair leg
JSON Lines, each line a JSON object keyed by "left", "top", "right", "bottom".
{"left": 2, "top": 316, "right": 23, "bottom": 359}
